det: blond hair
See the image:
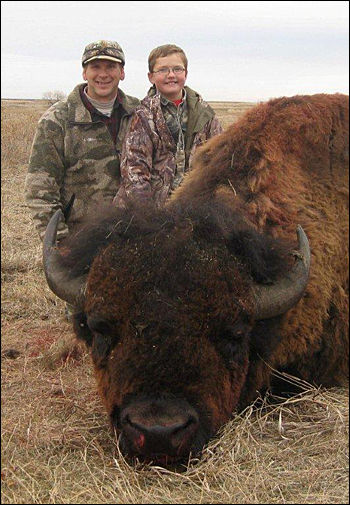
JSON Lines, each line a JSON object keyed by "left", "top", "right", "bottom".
{"left": 148, "top": 44, "right": 188, "bottom": 72}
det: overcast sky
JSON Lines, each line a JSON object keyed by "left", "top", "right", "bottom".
{"left": 1, "top": 0, "right": 349, "bottom": 102}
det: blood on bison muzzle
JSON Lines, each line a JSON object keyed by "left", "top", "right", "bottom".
{"left": 42, "top": 93, "right": 349, "bottom": 463}
{"left": 116, "top": 398, "right": 200, "bottom": 461}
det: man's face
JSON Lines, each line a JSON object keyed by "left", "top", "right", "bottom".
{"left": 83, "top": 59, "right": 125, "bottom": 102}
{"left": 148, "top": 53, "right": 187, "bottom": 101}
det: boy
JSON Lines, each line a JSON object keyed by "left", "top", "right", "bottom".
{"left": 114, "top": 44, "right": 222, "bottom": 207}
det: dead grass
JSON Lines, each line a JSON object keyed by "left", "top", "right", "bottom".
{"left": 1, "top": 99, "right": 348, "bottom": 504}
{"left": 208, "top": 101, "right": 256, "bottom": 129}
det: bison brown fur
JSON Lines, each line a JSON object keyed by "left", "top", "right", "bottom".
{"left": 50, "top": 93, "right": 348, "bottom": 462}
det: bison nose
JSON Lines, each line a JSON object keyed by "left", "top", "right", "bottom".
{"left": 121, "top": 412, "right": 199, "bottom": 457}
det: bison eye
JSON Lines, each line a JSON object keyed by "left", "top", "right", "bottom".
{"left": 216, "top": 323, "right": 251, "bottom": 363}
{"left": 220, "top": 324, "right": 248, "bottom": 341}
{"left": 73, "top": 312, "right": 93, "bottom": 347}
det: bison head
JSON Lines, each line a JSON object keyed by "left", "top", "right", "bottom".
{"left": 43, "top": 202, "right": 310, "bottom": 463}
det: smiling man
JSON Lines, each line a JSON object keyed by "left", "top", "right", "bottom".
{"left": 25, "top": 40, "right": 139, "bottom": 320}
{"left": 114, "top": 44, "right": 223, "bottom": 207}
{"left": 25, "top": 40, "right": 139, "bottom": 244}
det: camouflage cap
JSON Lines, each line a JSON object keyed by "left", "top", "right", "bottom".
{"left": 82, "top": 40, "right": 125, "bottom": 66}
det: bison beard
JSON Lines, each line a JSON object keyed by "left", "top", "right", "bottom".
{"left": 44, "top": 93, "right": 349, "bottom": 463}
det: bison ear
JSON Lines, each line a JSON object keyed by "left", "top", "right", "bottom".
{"left": 87, "top": 316, "right": 115, "bottom": 368}
{"left": 91, "top": 335, "right": 111, "bottom": 367}
{"left": 249, "top": 317, "right": 283, "bottom": 361}
{"left": 226, "top": 228, "right": 289, "bottom": 284}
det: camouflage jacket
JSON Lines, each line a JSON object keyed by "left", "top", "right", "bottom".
{"left": 25, "top": 84, "right": 139, "bottom": 241}
{"left": 114, "top": 86, "right": 223, "bottom": 207}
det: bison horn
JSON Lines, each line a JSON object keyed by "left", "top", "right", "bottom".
{"left": 253, "top": 225, "right": 311, "bottom": 319}
{"left": 43, "top": 209, "right": 86, "bottom": 308}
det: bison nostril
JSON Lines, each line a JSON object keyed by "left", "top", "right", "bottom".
{"left": 122, "top": 414, "right": 132, "bottom": 426}
{"left": 134, "top": 433, "right": 146, "bottom": 449}
{"left": 175, "top": 415, "right": 197, "bottom": 432}
{"left": 170, "top": 416, "right": 195, "bottom": 438}
{"left": 121, "top": 415, "right": 147, "bottom": 451}
{"left": 170, "top": 416, "right": 198, "bottom": 449}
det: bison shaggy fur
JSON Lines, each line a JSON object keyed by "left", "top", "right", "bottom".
{"left": 57, "top": 93, "right": 348, "bottom": 461}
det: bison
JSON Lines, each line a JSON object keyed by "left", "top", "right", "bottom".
{"left": 43, "top": 93, "right": 349, "bottom": 463}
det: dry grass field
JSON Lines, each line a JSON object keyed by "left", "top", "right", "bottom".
{"left": 1, "top": 98, "right": 349, "bottom": 504}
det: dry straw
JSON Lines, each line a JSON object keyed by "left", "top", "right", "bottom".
{"left": 1, "top": 100, "right": 348, "bottom": 504}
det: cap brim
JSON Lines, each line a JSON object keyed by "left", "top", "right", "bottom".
{"left": 83, "top": 55, "right": 123, "bottom": 65}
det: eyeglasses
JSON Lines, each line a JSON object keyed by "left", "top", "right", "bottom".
{"left": 152, "top": 67, "right": 186, "bottom": 75}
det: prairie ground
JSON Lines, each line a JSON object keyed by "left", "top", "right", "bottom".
{"left": 1, "top": 98, "right": 349, "bottom": 504}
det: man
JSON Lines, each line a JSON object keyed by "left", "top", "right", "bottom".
{"left": 25, "top": 40, "right": 140, "bottom": 242}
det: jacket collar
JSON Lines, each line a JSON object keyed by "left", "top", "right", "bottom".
{"left": 159, "top": 88, "right": 187, "bottom": 108}
{"left": 67, "top": 84, "right": 138, "bottom": 123}
{"left": 145, "top": 85, "right": 215, "bottom": 134}
{"left": 185, "top": 86, "right": 215, "bottom": 136}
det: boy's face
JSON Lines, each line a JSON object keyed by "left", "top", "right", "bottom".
{"left": 83, "top": 59, "right": 125, "bottom": 102}
{"left": 148, "top": 53, "right": 187, "bottom": 101}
